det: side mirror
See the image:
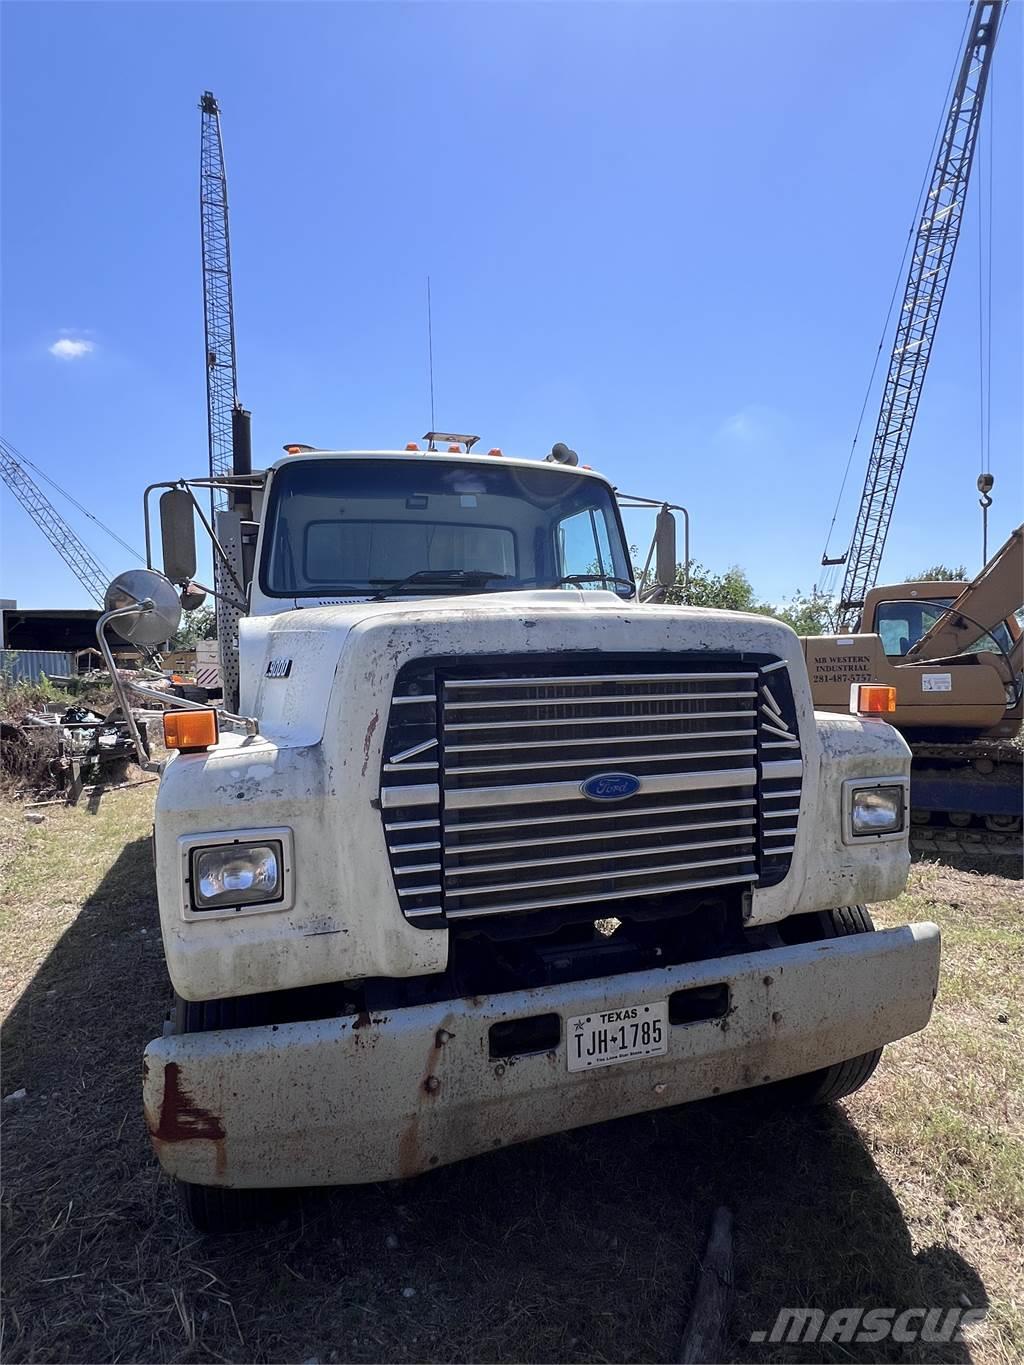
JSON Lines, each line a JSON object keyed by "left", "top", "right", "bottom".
{"left": 103, "top": 568, "right": 183, "bottom": 644}
{"left": 179, "top": 583, "right": 208, "bottom": 612}
{"left": 160, "top": 489, "right": 197, "bottom": 584}
{"left": 655, "top": 508, "right": 677, "bottom": 590}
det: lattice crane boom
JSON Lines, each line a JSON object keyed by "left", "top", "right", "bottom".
{"left": 0, "top": 437, "right": 109, "bottom": 607}
{"left": 828, "top": 0, "right": 1003, "bottom": 629}
{"left": 199, "top": 91, "right": 239, "bottom": 510}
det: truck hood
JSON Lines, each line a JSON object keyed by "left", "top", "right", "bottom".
{"left": 238, "top": 589, "right": 805, "bottom": 748}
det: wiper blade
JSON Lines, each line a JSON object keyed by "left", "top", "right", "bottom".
{"left": 372, "top": 569, "right": 513, "bottom": 600}
{"left": 554, "top": 573, "right": 635, "bottom": 593}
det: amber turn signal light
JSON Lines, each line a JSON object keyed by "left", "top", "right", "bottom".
{"left": 163, "top": 708, "right": 219, "bottom": 751}
{"left": 852, "top": 684, "right": 897, "bottom": 715}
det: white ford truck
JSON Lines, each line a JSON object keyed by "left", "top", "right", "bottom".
{"left": 99, "top": 442, "right": 940, "bottom": 1231}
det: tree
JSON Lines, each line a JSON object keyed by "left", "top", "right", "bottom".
{"left": 664, "top": 562, "right": 834, "bottom": 634}
{"left": 768, "top": 588, "right": 834, "bottom": 636}
{"left": 906, "top": 563, "right": 967, "bottom": 582}
{"left": 170, "top": 606, "right": 217, "bottom": 651}
{"left": 665, "top": 563, "right": 758, "bottom": 612}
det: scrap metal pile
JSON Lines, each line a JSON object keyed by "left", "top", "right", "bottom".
{"left": 0, "top": 700, "right": 144, "bottom": 802}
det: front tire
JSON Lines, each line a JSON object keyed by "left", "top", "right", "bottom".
{"left": 178, "top": 1181, "right": 282, "bottom": 1235}
{"left": 768, "top": 905, "right": 883, "bottom": 1105}
{"left": 172, "top": 992, "right": 282, "bottom": 1232}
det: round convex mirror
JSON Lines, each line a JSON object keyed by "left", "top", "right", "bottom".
{"left": 104, "top": 568, "right": 183, "bottom": 644}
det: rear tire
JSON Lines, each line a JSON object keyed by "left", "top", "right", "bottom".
{"left": 173, "top": 992, "right": 282, "bottom": 1232}
{"left": 768, "top": 905, "right": 883, "bottom": 1105}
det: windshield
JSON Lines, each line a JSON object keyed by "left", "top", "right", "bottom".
{"left": 259, "top": 457, "right": 633, "bottom": 598}
{"left": 875, "top": 598, "right": 1013, "bottom": 657}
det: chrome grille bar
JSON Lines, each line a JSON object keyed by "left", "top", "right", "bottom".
{"left": 445, "top": 690, "right": 758, "bottom": 710}
{"left": 446, "top": 836, "right": 757, "bottom": 877}
{"left": 449, "top": 797, "right": 757, "bottom": 834}
{"left": 444, "top": 671, "right": 760, "bottom": 688}
{"left": 381, "top": 783, "right": 439, "bottom": 809}
{"left": 444, "top": 873, "right": 760, "bottom": 919}
{"left": 452, "top": 748, "right": 757, "bottom": 776}
{"left": 446, "top": 708, "right": 755, "bottom": 731}
{"left": 447, "top": 729, "right": 756, "bottom": 753}
{"left": 447, "top": 767, "right": 759, "bottom": 809}
{"left": 449, "top": 816, "right": 757, "bottom": 854}
{"left": 444, "top": 852, "right": 757, "bottom": 898}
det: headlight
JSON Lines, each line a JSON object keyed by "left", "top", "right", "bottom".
{"left": 850, "top": 786, "right": 904, "bottom": 836}
{"left": 191, "top": 841, "right": 282, "bottom": 910}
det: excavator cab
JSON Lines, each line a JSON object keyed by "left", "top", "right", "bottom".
{"left": 862, "top": 582, "right": 1017, "bottom": 662}
{"left": 804, "top": 527, "right": 1023, "bottom": 833}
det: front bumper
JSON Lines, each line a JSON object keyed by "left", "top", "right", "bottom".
{"left": 144, "top": 922, "right": 940, "bottom": 1188}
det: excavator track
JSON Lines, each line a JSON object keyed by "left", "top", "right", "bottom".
{"left": 908, "top": 738, "right": 1023, "bottom": 867}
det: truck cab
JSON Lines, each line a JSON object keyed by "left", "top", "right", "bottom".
{"left": 107, "top": 446, "right": 940, "bottom": 1231}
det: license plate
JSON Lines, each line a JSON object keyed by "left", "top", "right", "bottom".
{"left": 566, "top": 1001, "right": 668, "bottom": 1072}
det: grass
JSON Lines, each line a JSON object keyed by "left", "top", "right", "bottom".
{"left": 1, "top": 788, "right": 1021, "bottom": 1364}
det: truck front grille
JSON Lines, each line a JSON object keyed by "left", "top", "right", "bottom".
{"left": 379, "top": 655, "right": 802, "bottom": 928}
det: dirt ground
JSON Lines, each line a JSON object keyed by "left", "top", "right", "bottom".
{"left": 1, "top": 788, "right": 1021, "bottom": 1365}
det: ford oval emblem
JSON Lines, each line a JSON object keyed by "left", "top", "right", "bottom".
{"left": 580, "top": 772, "right": 642, "bottom": 802}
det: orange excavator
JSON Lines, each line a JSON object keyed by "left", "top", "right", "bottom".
{"left": 805, "top": 525, "right": 1022, "bottom": 832}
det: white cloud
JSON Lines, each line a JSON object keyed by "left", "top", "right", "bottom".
{"left": 715, "top": 404, "right": 789, "bottom": 445}
{"left": 49, "top": 337, "right": 95, "bottom": 360}
{"left": 719, "top": 411, "right": 756, "bottom": 441}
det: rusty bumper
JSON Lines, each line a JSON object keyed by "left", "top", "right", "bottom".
{"left": 144, "top": 922, "right": 940, "bottom": 1188}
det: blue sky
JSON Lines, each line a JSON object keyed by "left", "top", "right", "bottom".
{"left": 2, "top": 1, "right": 1021, "bottom": 610}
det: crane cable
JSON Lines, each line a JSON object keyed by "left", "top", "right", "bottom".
{"left": 4, "top": 439, "right": 146, "bottom": 566}
{"left": 977, "top": 17, "right": 999, "bottom": 480}
{"left": 818, "top": 1, "right": 976, "bottom": 596}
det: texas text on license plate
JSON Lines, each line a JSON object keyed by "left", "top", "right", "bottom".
{"left": 567, "top": 1001, "right": 668, "bottom": 1072}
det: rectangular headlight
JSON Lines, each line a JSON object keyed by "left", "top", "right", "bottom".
{"left": 190, "top": 840, "right": 283, "bottom": 910}
{"left": 850, "top": 785, "right": 904, "bottom": 836}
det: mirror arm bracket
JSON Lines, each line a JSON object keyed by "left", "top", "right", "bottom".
{"left": 96, "top": 603, "right": 161, "bottom": 770}
{"left": 97, "top": 598, "right": 260, "bottom": 767}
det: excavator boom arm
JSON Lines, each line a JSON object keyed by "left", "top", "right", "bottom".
{"left": 905, "top": 524, "right": 1023, "bottom": 660}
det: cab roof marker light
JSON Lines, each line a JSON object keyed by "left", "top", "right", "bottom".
{"left": 405, "top": 442, "right": 420, "bottom": 451}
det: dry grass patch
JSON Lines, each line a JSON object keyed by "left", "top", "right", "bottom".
{"left": 856, "top": 865, "right": 1024, "bottom": 1362}
{"left": 1, "top": 797, "right": 1021, "bottom": 1364}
